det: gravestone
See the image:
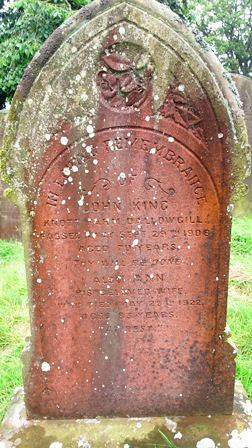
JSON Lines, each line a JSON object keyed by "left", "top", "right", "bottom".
{"left": 232, "top": 74, "right": 252, "bottom": 211}
{"left": 1, "top": 0, "right": 250, "bottom": 420}
{"left": 0, "top": 111, "right": 21, "bottom": 239}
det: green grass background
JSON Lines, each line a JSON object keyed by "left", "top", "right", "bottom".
{"left": 0, "top": 213, "right": 251, "bottom": 421}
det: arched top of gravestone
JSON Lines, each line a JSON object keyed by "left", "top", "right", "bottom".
{"left": 1, "top": 0, "right": 250, "bottom": 206}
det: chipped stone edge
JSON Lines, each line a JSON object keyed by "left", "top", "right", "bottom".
{"left": 1, "top": 0, "right": 250, "bottom": 201}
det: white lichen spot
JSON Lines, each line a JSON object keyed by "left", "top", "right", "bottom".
{"left": 188, "top": 245, "right": 191, "bottom": 249}
{"left": 82, "top": 93, "right": 88, "bottom": 102}
{"left": 218, "top": 133, "right": 224, "bottom": 139}
{"left": 93, "top": 159, "right": 98, "bottom": 165}
{"left": 45, "top": 134, "right": 51, "bottom": 141}
{"left": 196, "top": 438, "right": 215, "bottom": 448}
{"left": 86, "top": 146, "right": 92, "bottom": 153}
{"left": 62, "top": 200, "right": 66, "bottom": 205}
{"left": 87, "top": 124, "right": 94, "bottom": 134}
{"left": 154, "top": 94, "right": 159, "bottom": 101}
{"left": 41, "top": 361, "right": 51, "bottom": 372}
{"left": 174, "top": 432, "right": 183, "bottom": 440}
{"left": 78, "top": 196, "right": 84, "bottom": 207}
{"left": 49, "top": 443, "right": 63, "bottom": 448}
{"left": 115, "top": 265, "right": 119, "bottom": 270}
{"left": 68, "top": 176, "right": 73, "bottom": 183}
{"left": 119, "top": 26, "right": 126, "bottom": 35}
{"left": 165, "top": 417, "right": 177, "bottom": 433}
{"left": 132, "top": 238, "right": 139, "bottom": 246}
{"left": 113, "top": 34, "right": 118, "bottom": 40}
{"left": 216, "top": 277, "right": 219, "bottom": 281}
{"left": 37, "top": 278, "right": 42, "bottom": 283}
{"left": 145, "top": 116, "right": 150, "bottom": 122}
{"left": 227, "top": 204, "right": 234, "bottom": 213}
{"left": 60, "top": 136, "right": 68, "bottom": 146}
{"left": 136, "top": 422, "right": 142, "bottom": 428}
{"left": 76, "top": 74, "right": 81, "bottom": 82}
{"left": 63, "top": 167, "right": 71, "bottom": 176}
{"left": 178, "top": 84, "right": 185, "bottom": 92}
{"left": 168, "top": 136, "right": 175, "bottom": 142}
{"left": 123, "top": 444, "right": 130, "bottom": 448}
{"left": 150, "top": 148, "right": 156, "bottom": 154}
{"left": 72, "top": 165, "right": 78, "bottom": 173}
{"left": 118, "top": 172, "right": 126, "bottom": 179}
{"left": 105, "top": 356, "right": 108, "bottom": 360}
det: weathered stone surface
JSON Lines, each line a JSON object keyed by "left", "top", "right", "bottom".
{"left": 0, "top": 111, "right": 21, "bottom": 240}
{"left": 0, "top": 383, "right": 252, "bottom": 447}
{"left": 232, "top": 74, "right": 252, "bottom": 211}
{"left": 1, "top": 0, "right": 250, "bottom": 419}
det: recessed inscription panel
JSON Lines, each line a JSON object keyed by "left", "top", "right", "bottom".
{"left": 28, "top": 127, "right": 221, "bottom": 416}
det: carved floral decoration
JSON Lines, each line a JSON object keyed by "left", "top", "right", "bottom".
{"left": 98, "top": 44, "right": 154, "bottom": 109}
{"left": 160, "top": 85, "right": 204, "bottom": 139}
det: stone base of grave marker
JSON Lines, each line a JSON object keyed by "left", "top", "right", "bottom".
{"left": 1, "top": 382, "right": 251, "bottom": 448}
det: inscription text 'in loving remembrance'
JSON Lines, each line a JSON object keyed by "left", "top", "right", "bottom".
{"left": 45, "top": 130, "right": 212, "bottom": 208}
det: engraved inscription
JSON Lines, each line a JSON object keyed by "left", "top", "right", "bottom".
{"left": 35, "top": 127, "right": 220, "bottom": 334}
{"left": 47, "top": 191, "right": 59, "bottom": 206}
{"left": 43, "top": 129, "right": 217, "bottom": 207}
{"left": 145, "top": 177, "right": 175, "bottom": 196}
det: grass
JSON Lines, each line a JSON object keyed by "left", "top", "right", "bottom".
{"left": 0, "top": 240, "right": 29, "bottom": 419}
{"left": 227, "top": 211, "right": 252, "bottom": 399}
{"left": 0, "top": 213, "right": 251, "bottom": 421}
{"left": 127, "top": 429, "right": 182, "bottom": 447}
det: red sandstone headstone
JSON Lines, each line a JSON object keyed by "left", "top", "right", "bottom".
{"left": 1, "top": 0, "right": 250, "bottom": 419}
